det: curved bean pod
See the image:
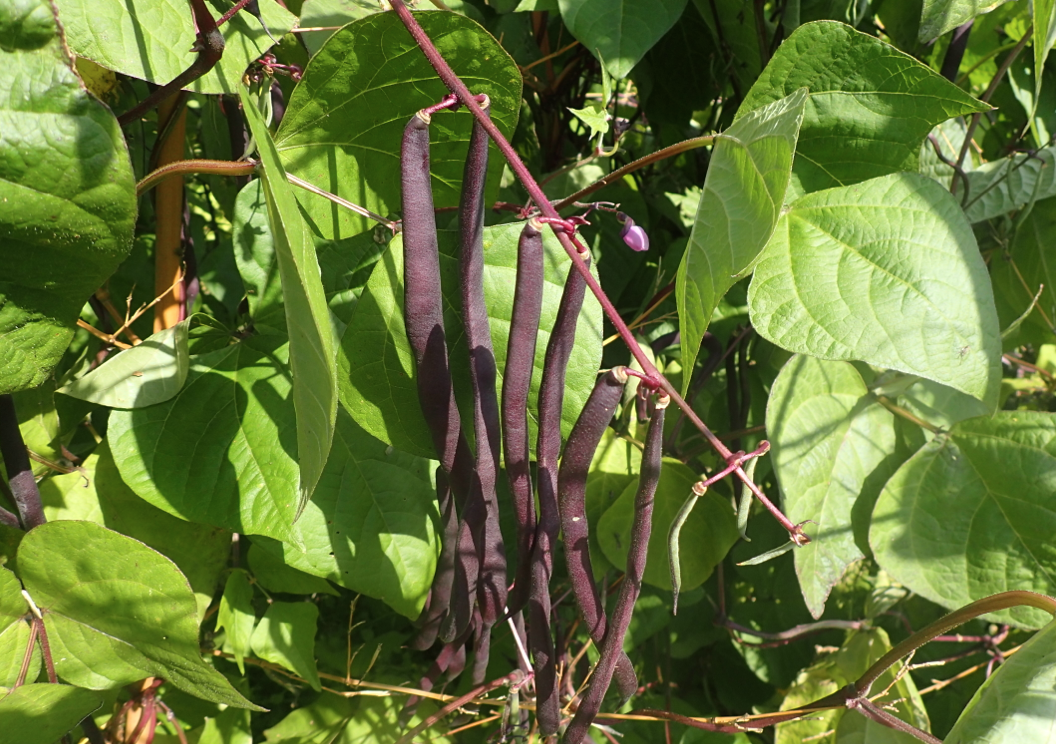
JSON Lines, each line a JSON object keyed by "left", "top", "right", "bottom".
{"left": 557, "top": 366, "right": 637, "bottom": 701}
{"left": 502, "top": 219, "right": 545, "bottom": 615}
{"left": 459, "top": 98, "right": 507, "bottom": 627}
{"left": 412, "top": 468, "right": 457, "bottom": 650}
{"left": 669, "top": 480, "right": 707, "bottom": 615}
{"left": 564, "top": 393, "right": 669, "bottom": 744}
{"left": 529, "top": 242, "right": 591, "bottom": 735}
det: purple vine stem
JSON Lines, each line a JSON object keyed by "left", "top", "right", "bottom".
{"left": 387, "top": 0, "right": 805, "bottom": 544}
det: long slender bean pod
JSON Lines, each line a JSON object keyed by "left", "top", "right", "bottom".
{"left": 669, "top": 481, "right": 706, "bottom": 615}
{"left": 557, "top": 367, "right": 637, "bottom": 701}
{"left": 459, "top": 98, "right": 507, "bottom": 627}
{"left": 528, "top": 243, "right": 591, "bottom": 735}
{"left": 440, "top": 505, "right": 481, "bottom": 643}
{"left": 503, "top": 220, "right": 545, "bottom": 615}
{"left": 564, "top": 394, "right": 668, "bottom": 744}
{"left": 412, "top": 468, "right": 457, "bottom": 650}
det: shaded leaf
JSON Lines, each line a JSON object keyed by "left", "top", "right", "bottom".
{"left": 0, "top": 0, "right": 136, "bottom": 393}
{"left": 585, "top": 428, "right": 642, "bottom": 577}
{"left": 749, "top": 173, "right": 1003, "bottom": 409}
{"left": 199, "top": 707, "right": 253, "bottom": 744}
{"left": 0, "top": 684, "right": 101, "bottom": 744}
{"left": 17, "top": 521, "right": 258, "bottom": 707}
{"left": 241, "top": 87, "right": 339, "bottom": 517}
{"left": 598, "top": 458, "right": 739, "bottom": 591}
{"left": 247, "top": 544, "right": 337, "bottom": 596}
{"left": 0, "top": 620, "right": 39, "bottom": 690}
{"left": 216, "top": 570, "right": 256, "bottom": 675}
{"left": 57, "top": 319, "right": 191, "bottom": 408}
{"left": 961, "top": 145, "right": 1056, "bottom": 224}
{"left": 676, "top": 89, "right": 806, "bottom": 391}
{"left": 250, "top": 601, "right": 321, "bottom": 691}
{"left": 251, "top": 409, "right": 439, "bottom": 619}
{"left": 557, "top": 0, "right": 688, "bottom": 79}
{"left": 738, "top": 21, "right": 988, "bottom": 196}
{"left": 342, "top": 222, "right": 603, "bottom": 459}
{"left": 871, "top": 411, "right": 1056, "bottom": 629}
{"left": 275, "top": 11, "right": 520, "bottom": 240}
{"left": 768, "top": 356, "right": 898, "bottom": 617}
{"left": 54, "top": 0, "right": 296, "bottom": 94}
{"left": 945, "top": 619, "right": 1056, "bottom": 743}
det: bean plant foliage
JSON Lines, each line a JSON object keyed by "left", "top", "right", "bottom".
{"left": 5, "top": 0, "right": 1056, "bottom": 740}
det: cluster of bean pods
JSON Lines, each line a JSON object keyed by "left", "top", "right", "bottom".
{"left": 401, "top": 100, "right": 667, "bottom": 741}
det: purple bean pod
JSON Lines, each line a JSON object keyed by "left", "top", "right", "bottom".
{"left": 557, "top": 366, "right": 637, "bottom": 702}
{"left": 529, "top": 242, "right": 591, "bottom": 735}
{"left": 412, "top": 467, "right": 457, "bottom": 650}
{"left": 459, "top": 97, "right": 507, "bottom": 628}
{"left": 503, "top": 219, "right": 545, "bottom": 616}
{"left": 564, "top": 393, "right": 669, "bottom": 744}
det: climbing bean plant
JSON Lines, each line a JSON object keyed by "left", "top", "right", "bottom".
{"left": 2, "top": 0, "right": 1056, "bottom": 741}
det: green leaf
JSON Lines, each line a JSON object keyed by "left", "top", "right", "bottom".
{"left": 341, "top": 222, "right": 603, "bottom": 460}
{"left": 0, "top": 620, "right": 40, "bottom": 690}
{"left": 38, "top": 443, "right": 231, "bottom": 619}
{"left": 585, "top": 428, "right": 642, "bottom": 577}
{"left": 692, "top": 0, "right": 762, "bottom": 96}
{"left": 250, "top": 601, "right": 321, "bottom": 691}
{"left": 241, "top": 86, "right": 339, "bottom": 518}
{"left": 556, "top": 0, "right": 688, "bottom": 79}
{"left": 247, "top": 544, "right": 337, "bottom": 596}
{"left": 264, "top": 693, "right": 452, "bottom": 744}
{"left": 297, "top": 0, "right": 382, "bottom": 55}
{"left": 961, "top": 145, "right": 1056, "bottom": 224}
{"left": 990, "top": 196, "right": 1056, "bottom": 346}
{"left": 199, "top": 706, "right": 253, "bottom": 744}
{"left": 919, "top": 0, "right": 1014, "bottom": 42}
{"left": 108, "top": 339, "right": 301, "bottom": 543}
{"left": 598, "top": 458, "right": 738, "bottom": 592}
{"left": 568, "top": 100, "right": 610, "bottom": 139}
{"left": 0, "top": 567, "right": 24, "bottom": 633}
{"left": 54, "top": 0, "right": 296, "bottom": 95}
{"left": 676, "top": 89, "right": 807, "bottom": 392}
{"left": 216, "top": 570, "right": 256, "bottom": 675}
{"left": 251, "top": 409, "right": 439, "bottom": 619}
{"left": 0, "top": 0, "right": 136, "bottom": 394}
{"left": 748, "top": 172, "right": 1003, "bottom": 409}
{"left": 11, "top": 381, "right": 67, "bottom": 477}
{"left": 945, "top": 619, "right": 1056, "bottom": 743}
{"left": 738, "top": 21, "right": 988, "bottom": 196}
{"left": 274, "top": 11, "right": 521, "bottom": 240}
{"left": 871, "top": 411, "right": 1056, "bottom": 629}
{"left": 57, "top": 319, "right": 191, "bottom": 408}
{"left": 1037, "top": 0, "right": 1056, "bottom": 111}
{"left": 767, "top": 356, "right": 898, "bottom": 618}
{"left": 0, "top": 684, "right": 102, "bottom": 744}
{"left": 776, "top": 628, "right": 929, "bottom": 743}
{"left": 17, "top": 521, "right": 259, "bottom": 708}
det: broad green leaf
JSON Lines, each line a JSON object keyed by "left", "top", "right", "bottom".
{"left": 0, "top": 684, "right": 101, "bottom": 744}
{"left": 871, "top": 411, "right": 1056, "bottom": 629}
{"left": 749, "top": 173, "right": 1003, "bottom": 409}
{"left": 919, "top": 0, "right": 1013, "bottom": 41}
{"left": 342, "top": 222, "right": 603, "bottom": 460}
{"left": 895, "top": 377, "right": 992, "bottom": 430}
{"left": 251, "top": 409, "right": 439, "bottom": 619}
{"left": 738, "top": 21, "right": 988, "bottom": 196}
{"left": 38, "top": 443, "right": 230, "bottom": 619}
{"left": 17, "top": 521, "right": 258, "bottom": 708}
{"left": 54, "top": 0, "right": 296, "bottom": 95}
{"left": 961, "top": 145, "right": 1056, "bottom": 224}
{"left": 585, "top": 428, "right": 643, "bottom": 577}
{"left": 108, "top": 338, "right": 301, "bottom": 543}
{"left": 676, "top": 89, "right": 806, "bottom": 392}
{"left": 57, "top": 320, "right": 190, "bottom": 408}
{"left": 274, "top": 11, "right": 521, "bottom": 240}
{"left": 945, "top": 619, "right": 1056, "bottom": 743}
{"left": 298, "top": 0, "right": 382, "bottom": 55}
{"left": 199, "top": 707, "right": 253, "bottom": 744}
{"left": 0, "top": 0, "right": 136, "bottom": 394}
{"left": 990, "top": 196, "right": 1056, "bottom": 346}
{"left": 598, "top": 458, "right": 739, "bottom": 592}
{"left": 767, "top": 356, "right": 897, "bottom": 618}
{"left": 264, "top": 692, "right": 452, "bottom": 744}
{"left": 0, "top": 567, "right": 24, "bottom": 633}
{"left": 557, "top": 0, "right": 688, "bottom": 79}
{"left": 216, "top": 570, "right": 256, "bottom": 675}
{"left": 241, "top": 87, "right": 339, "bottom": 518}
{"left": 692, "top": 0, "right": 763, "bottom": 96}
{"left": 11, "top": 381, "right": 66, "bottom": 477}
{"left": 250, "top": 601, "right": 321, "bottom": 691}
{"left": 1037, "top": 0, "right": 1056, "bottom": 113}
{"left": 776, "top": 628, "right": 929, "bottom": 744}
{"left": 247, "top": 544, "right": 337, "bottom": 596}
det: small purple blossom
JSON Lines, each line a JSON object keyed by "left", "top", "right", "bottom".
{"left": 618, "top": 213, "right": 649, "bottom": 252}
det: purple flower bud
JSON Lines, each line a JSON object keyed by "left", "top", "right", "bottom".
{"left": 621, "top": 220, "right": 649, "bottom": 252}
